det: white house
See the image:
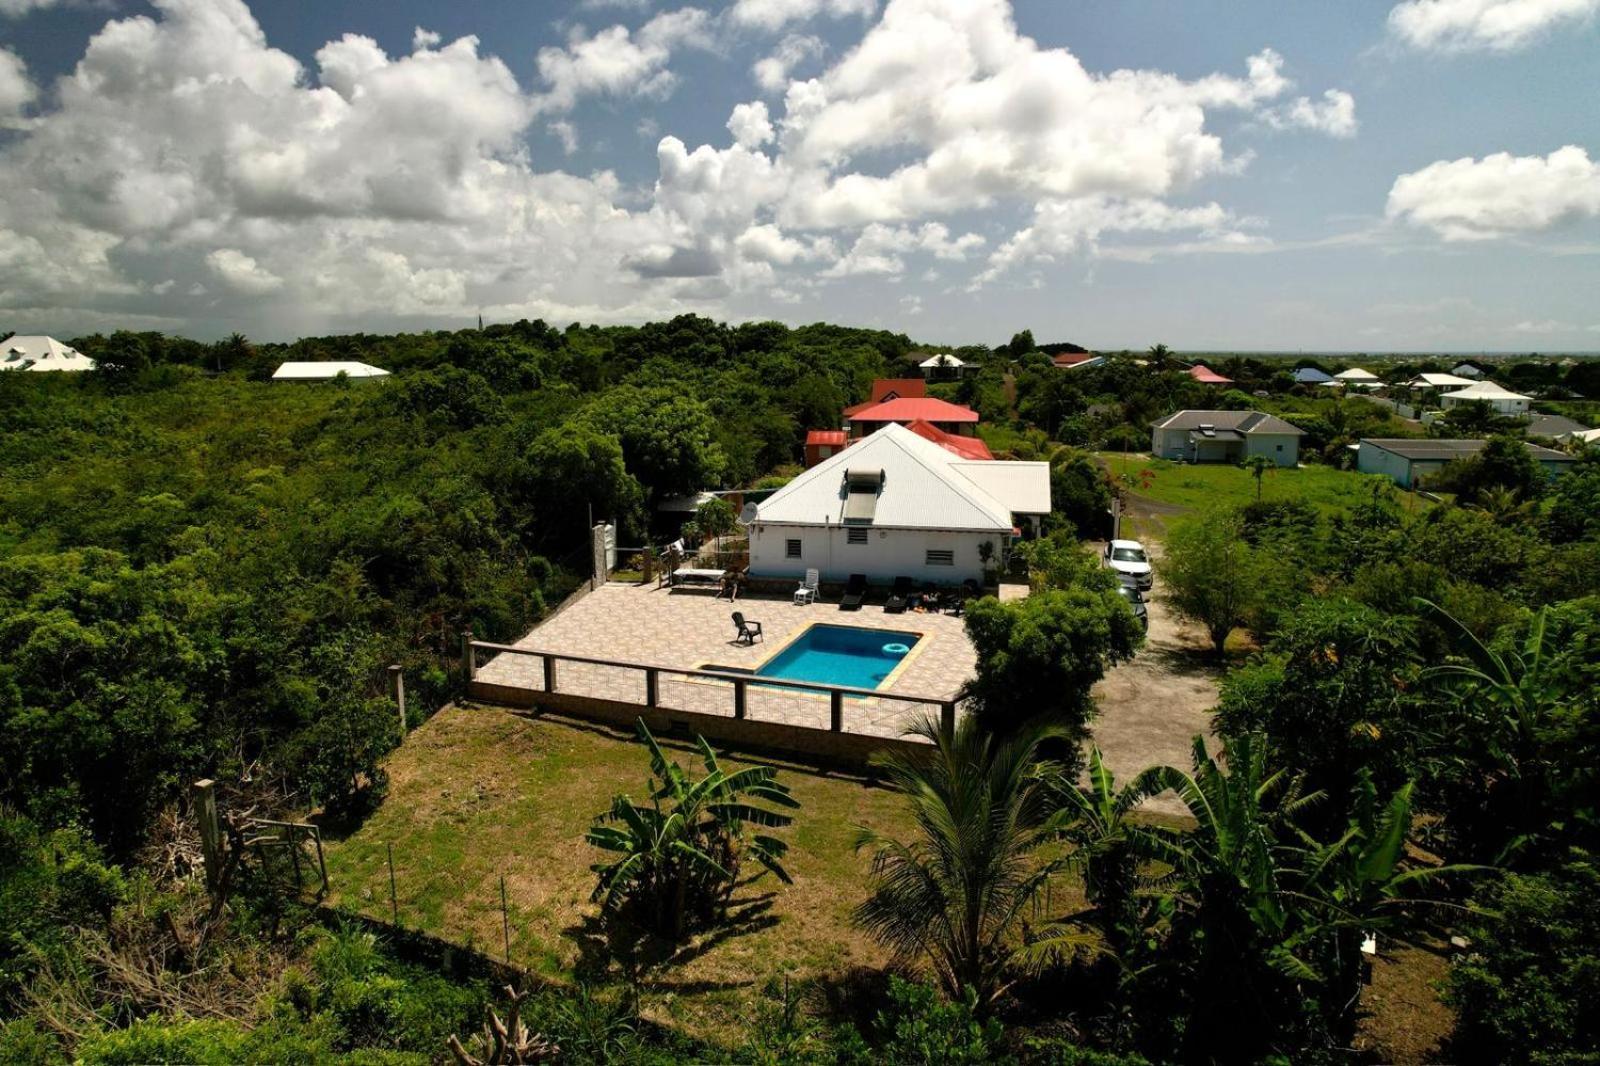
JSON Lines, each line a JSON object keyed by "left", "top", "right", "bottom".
{"left": 1, "top": 334, "right": 95, "bottom": 372}
{"left": 918, "top": 353, "right": 969, "bottom": 380}
{"left": 1150, "top": 410, "right": 1304, "bottom": 467}
{"left": 1357, "top": 438, "right": 1575, "bottom": 488}
{"left": 1405, "top": 372, "right": 1478, "bottom": 390}
{"left": 1452, "top": 363, "right": 1486, "bottom": 379}
{"left": 272, "top": 361, "right": 391, "bottom": 381}
{"left": 1439, "top": 381, "right": 1531, "bottom": 416}
{"left": 746, "top": 423, "right": 1049, "bottom": 585}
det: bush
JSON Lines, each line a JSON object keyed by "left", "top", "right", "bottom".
{"left": 846, "top": 977, "right": 1005, "bottom": 1066}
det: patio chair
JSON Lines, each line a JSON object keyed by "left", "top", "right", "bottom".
{"left": 793, "top": 568, "right": 820, "bottom": 605}
{"left": 732, "top": 611, "right": 763, "bottom": 645}
{"left": 839, "top": 573, "right": 868, "bottom": 611}
{"left": 884, "top": 576, "right": 914, "bottom": 613}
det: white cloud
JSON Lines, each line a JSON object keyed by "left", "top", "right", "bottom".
{"left": 532, "top": 7, "right": 713, "bottom": 113}
{"left": 207, "top": 249, "right": 283, "bottom": 295}
{"left": 752, "top": 33, "right": 825, "bottom": 92}
{"left": 727, "top": 100, "right": 775, "bottom": 148}
{"left": 1387, "top": 145, "right": 1600, "bottom": 240}
{"left": 1262, "top": 89, "right": 1357, "bottom": 138}
{"left": 1388, "top": 0, "right": 1599, "bottom": 51}
{"left": 822, "top": 221, "right": 983, "bottom": 277}
{"left": 0, "top": 0, "right": 64, "bottom": 16}
{"left": 549, "top": 119, "right": 580, "bottom": 154}
{"left": 1509, "top": 318, "right": 1574, "bottom": 333}
{"left": 976, "top": 196, "right": 1249, "bottom": 282}
{"left": 0, "top": 47, "right": 35, "bottom": 128}
{"left": 729, "top": 0, "right": 876, "bottom": 33}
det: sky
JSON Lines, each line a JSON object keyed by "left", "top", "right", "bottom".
{"left": 1, "top": 0, "right": 1598, "bottom": 350}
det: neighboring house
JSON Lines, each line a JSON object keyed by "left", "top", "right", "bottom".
{"left": 846, "top": 396, "right": 981, "bottom": 439}
{"left": 804, "top": 429, "right": 848, "bottom": 467}
{"left": 1292, "top": 367, "right": 1334, "bottom": 385}
{"left": 1565, "top": 428, "right": 1600, "bottom": 448}
{"left": 1334, "top": 367, "right": 1382, "bottom": 389}
{"left": 842, "top": 378, "right": 925, "bottom": 418}
{"left": 1356, "top": 438, "right": 1576, "bottom": 488}
{"left": 1052, "top": 352, "right": 1101, "bottom": 370}
{"left": 1523, "top": 413, "right": 1590, "bottom": 441}
{"left": 903, "top": 418, "right": 993, "bottom": 460}
{"left": 272, "top": 361, "right": 390, "bottom": 380}
{"left": 1, "top": 334, "right": 95, "bottom": 372}
{"left": 1187, "top": 364, "right": 1233, "bottom": 384}
{"left": 747, "top": 423, "right": 1049, "bottom": 584}
{"left": 919, "top": 353, "right": 969, "bottom": 380}
{"left": 1440, "top": 381, "right": 1531, "bottom": 416}
{"left": 1452, "top": 362, "right": 1486, "bottom": 379}
{"left": 1150, "top": 410, "right": 1304, "bottom": 467}
{"left": 1405, "top": 372, "right": 1478, "bottom": 390}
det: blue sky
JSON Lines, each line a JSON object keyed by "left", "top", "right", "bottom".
{"left": 1, "top": 0, "right": 1598, "bottom": 350}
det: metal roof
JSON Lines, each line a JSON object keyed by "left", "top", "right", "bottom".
{"left": 1441, "top": 381, "right": 1531, "bottom": 402}
{"left": 1405, "top": 373, "right": 1478, "bottom": 389}
{"left": 1360, "top": 438, "right": 1574, "bottom": 463}
{"left": 1, "top": 334, "right": 96, "bottom": 372}
{"left": 754, "top": 423, "right": 1033, "bottom": 532}
{"left": 848, "top": 396, "right": 980, "bottom": 423}
{"left": 949, "top": 460, "right": 1052, "bottom": 514}
{"left": 1152, "top": 410, "right": 1305, "bottom": 436}
{"left": 1524, "top": 414, "right": 1590, "bottom": 439}
{"left": 272, "top": 361, "right": 391, "bottom": 379}
{"left": 1335, "top": 367, "right": 1380, "bottom": 381}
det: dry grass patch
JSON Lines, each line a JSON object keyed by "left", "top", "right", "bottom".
{"left": 322, "top": 705, "right": 956, "bottom": 1041}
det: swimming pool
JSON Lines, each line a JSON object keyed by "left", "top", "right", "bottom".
{"left": 756, "top": 624, "right": 922, "bottom": 691}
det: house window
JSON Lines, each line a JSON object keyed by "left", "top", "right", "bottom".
{"left": 926, "top": 549, "right": 955, "bottom": 567}
{"left": 847, "top": 527, "right": 869, "bottom": 545}
{"left": 1276, "top": 444, "right": 1283, "bottom": 452}
{"left": 785, "top": 539, "right": 802, "bottom": 559}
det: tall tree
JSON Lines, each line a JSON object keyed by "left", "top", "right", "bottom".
{"left": 1158, "top": 510, "right": 1279, "bottom": 656}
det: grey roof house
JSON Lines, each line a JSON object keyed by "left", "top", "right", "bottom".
{"left": 1356, "top": 438, "right": 1577, "bottom": 488}
{"left": 1150, "top": 410, "right": 1305, "bottom": 467}
{"left": 1523, "top": 413, "right": 1590, "bottom": 441}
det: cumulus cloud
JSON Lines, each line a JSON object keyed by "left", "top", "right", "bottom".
{"left": 1262, "top": 89, "right": 1357, "bottom": 137}
{"left": 1388, "top": 0, "right": 1599, "bottom": 51}
{"left": 1387, "top": 145, "right": 1600, "bottom": 240}
{"left": 0, "top": 0, "right": 64, "bottom": 15}
{"left": 727, "top": 100, "right": 775, "bottom": 147}
{"left": 0, "top": 47, "right": 35, "bottom": 128}
{"left": 976, "top": 197, "right": 1251, "bottom": 282}
{"left": 549, "top": 119, "right": 579, "bottom": 154}
{"left": 822, "top": 221, "right": 983, "bottom": 277}
{"left": 752, "top": 33, "right": 825, "bottom": 92}
{"left": 532, "top": 6, "right": 714, "bottom": 113}
{"left": 729, "top": 0, "right": 876, "bottom": 33}
{"left": 207, "top": 249, "right": 283, "bottom": 295}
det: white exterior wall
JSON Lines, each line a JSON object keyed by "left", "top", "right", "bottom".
{"left": 748, "top": 522, "right": 998, "bottom": 584}
{"left": 1356, "top": 444, "right": 1441, "bottom": 487}
{"left": 1244, "top": 433, "right": 1300, "bottom": 467}
{"left": 1151, "top": 426, "right": 1187, "bottom": 460}
{"left": 1442, "top": 395, "right": 1529, "bottom": 416}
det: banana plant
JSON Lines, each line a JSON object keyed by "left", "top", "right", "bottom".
{"left": 587, "top": 719, "right": 798, "bottom": 942}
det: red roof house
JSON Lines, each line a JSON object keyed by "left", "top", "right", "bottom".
{"left": 904, "top": 419, "right": 993, "bottom": 460}
{"left": 1188, "top": 364, "right": 1234, "bottom": 385}
{"left": 804, "top": 429, "right": 849, "bottom": 468}
{"left": 847, "top": 396, "right": 981, "bottom": 439}
{"left": 1051, "top": 352, "right": 1096, "bottom": 369}
{"left": 842, "top": 378, "right": 926, "bottom": 418}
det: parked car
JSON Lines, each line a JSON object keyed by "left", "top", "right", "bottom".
{"left": 1116, "top": 583, "right": 1149, "bottom": 629}
{"left": 1104, "top": 538, "right": 1153, "bottom": 591}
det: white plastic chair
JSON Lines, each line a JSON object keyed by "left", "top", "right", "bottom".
{"left": 793, "top": 568, "right": 819, "bottom": 605}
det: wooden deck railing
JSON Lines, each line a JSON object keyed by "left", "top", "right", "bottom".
{"left": 461, "top": 634, "right": 957, "bottom": 736}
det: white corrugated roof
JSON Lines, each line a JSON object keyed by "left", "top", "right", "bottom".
{"left": 1406, "top": 373, "right": 1478, "bottom": 389}
{"left": 1441, "top": 381, "right": 1530, "bottom": 402}
{"left": 754, "top": 423, "right": 1033, "bottom": 531}
{"left": 919, "top": 353, "right": 965, "bottom": 368}
{"left": 1, "top": 334, "right": 96, "bottom": 372}
{"left": 1334, "top": 367, "right": 1380, "bottom": 381}
{"left": 949, "top": 461, "right": 1052, "bottom": 515}
{"left": 272, "top": 361, "right": 390, "bottom": 379}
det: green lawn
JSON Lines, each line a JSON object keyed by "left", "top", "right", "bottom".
{"left": 1099, "top": 453, "right": 1413, "bottom": 514}
{"left": 320, "top": 706, "right": 1000, "bottom": 1043}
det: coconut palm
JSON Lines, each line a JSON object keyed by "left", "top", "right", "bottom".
{"left": 587, "top": 719, "right": 798, "bottom": 942}
{"left": 1240, "top": 454, "right": 1274, "bottom": 501}
{"left": 853, "top": 714, "right": 1074, "bottom": 1005}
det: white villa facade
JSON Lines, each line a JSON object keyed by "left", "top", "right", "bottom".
{"left": 746, "top": 423, "right": 1049, "bottom": 585}
{"left": 1, "top": 335, "right": 95, "bottom": 372}
{"left": 1440, "top": 381, "right": 1531, "bottom": 416}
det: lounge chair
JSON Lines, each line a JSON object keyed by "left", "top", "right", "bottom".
{"left": 883, "top": 576, "right": 914, "bottom": 613}
{"left": 732, "top": 611, "right": 763, "bottom": 645}
{"left": 840, "top": 573, "right": 868, "bottom": 611}
{"left": 793, "top": 568, "right": 820, "bottom": 605}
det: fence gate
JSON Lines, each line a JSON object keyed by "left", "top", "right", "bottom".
{"left": 245, "top": 818, "right": 329, "bottom": 899}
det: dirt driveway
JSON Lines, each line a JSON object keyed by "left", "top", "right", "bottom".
{"left": 1089, "top": 567, "right": 1222, "bottom": 818}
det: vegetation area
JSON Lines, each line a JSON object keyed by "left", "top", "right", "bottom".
{"left": 2, "top": 321, "right": 1598, "bottom": 1062}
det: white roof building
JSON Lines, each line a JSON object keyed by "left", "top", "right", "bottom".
{"left": 1440, "top": 381, "right": 1532, "bottom": 416}
{"left": 747, "top": 422, "right": 1049, "bottom": 583}
{"left": 1334, "top": 367, "right": 1381, "bottom": 383}
{"left": 1452, "top": 363, "right": 1486, "bottom": 379}
{"left": 272, "top": 361, "right": 391, "bottom": 380}
{"left": 1405, "top": 373, "right": 1478, "bottom": 389}
{"left": 1, "top": 335, "right": 96, "bottom": 372}
{"left": 918, "top": 353, "right": 965, "bottom": 370}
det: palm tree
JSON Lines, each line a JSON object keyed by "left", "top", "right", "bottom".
{"left": 1241, "top": 454, "right": 1274, "bottom": 501}
{"left": 587, "top": 720, "right": 799, "bottom": 941}
{"left": 853, "top": 715, "right": 1074, "bottom": 1005}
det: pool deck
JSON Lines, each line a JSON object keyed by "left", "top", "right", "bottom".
{"left": 472, "top": 580, "right": 978, "bottom": 740}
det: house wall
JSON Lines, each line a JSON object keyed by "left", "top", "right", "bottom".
{"left": 1355, "top": 444, "right": 1442, "bottom": 487}
{"left": 1244, "top": 432, "right": 1300, "bottom": 467}
{"left": 748, "top": 522, "right": 998, "bottom": 584}
{"left": 1443, "top": 395, "right": 1529, "bottom": 416}
{"left": 1151, "top": 426, "right": 1188, "bottom": 460}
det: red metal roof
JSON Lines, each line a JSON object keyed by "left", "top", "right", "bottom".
{"left": 805, "top": 429, "right": 848, "bottom": 446}
{"left": 849, "top": 396, "right": 981, "bottom": 423}
{"left": 1052, "top": 352, "right": 1095, "bottom": 368}
{"left": 903, "top": 419, "right": 993, "bottom": 459}
{"left": 1188, "top": 364, "right": 1233, "bottom": 384}
{"left": 842, "top": 378, "right": 926, "bottom": 417}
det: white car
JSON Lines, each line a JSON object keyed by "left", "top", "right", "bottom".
{"left": 1104, "top": 539, "right": 1153, "bottom": 591}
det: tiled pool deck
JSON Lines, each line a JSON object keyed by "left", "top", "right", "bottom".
{"left": 472, "top": 581, "right": 978, "bottom": 740}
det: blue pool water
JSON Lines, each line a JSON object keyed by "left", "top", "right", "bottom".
{"left": 756, "top": 625, "right": 922, "bottom": 691}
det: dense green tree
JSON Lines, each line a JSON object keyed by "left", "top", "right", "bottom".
{"left": 1430, "top": 434, "right": 1549, "bottom": 504}
{"left": 1158, "top": 511, "right": 1281, "bottom": 655}
{"left": 521, "top": 424, "right": 644, "bottom": 545}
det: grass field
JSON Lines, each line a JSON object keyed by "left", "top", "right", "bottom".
{"left": 319, "top": 705, "right": 1029, "bottom": 1042}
